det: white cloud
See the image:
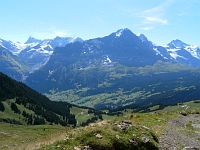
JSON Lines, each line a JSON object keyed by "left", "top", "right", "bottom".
{"left": 143, "top": 0, "right": 173, "bottom": 14}
{"left": 142, "top": 26, "right": 154, "bottom": 31}
{"left": 139, "top": 0, "right": 173, "bottom": 27}
{"left": 144, "top": 17, "right": 168, "bottom": 25}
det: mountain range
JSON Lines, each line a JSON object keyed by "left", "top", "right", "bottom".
{"left": 0, "top": 36, "right": 82, "bottom": 80}
{"left": 24, "top": 29, "right": 200, "bottom": 109}
{"left": 1, "top": 29, "right": 200, "bottom": 74}
{"left": 1, "top": 28, "right": 200, "bottom": 109}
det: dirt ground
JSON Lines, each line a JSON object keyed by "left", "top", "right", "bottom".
{"left": 159, "top": 114, "right": 200, "bottom": 150}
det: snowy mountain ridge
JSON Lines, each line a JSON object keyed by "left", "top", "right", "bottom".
{"left": 134, "top": 33, "right": 200, "bottom": 62}
{"left": 1, "top": 29, "right": 200, "bottom": 74}
{"left": 0, "top": 36, "right": 83, "bottom": 72}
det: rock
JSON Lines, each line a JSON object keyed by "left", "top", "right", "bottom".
{"left": 96, "top": 133, "right": 103, "bottom": 139}
{"left": 192, "top": 124, "right": 200, "bottom": 129}
{"left": 116, "top": 134, "right": 120, "bottom": 139}
{"left": 142, "top": 136, "right": 150, "bottom": 143}
{"left": 122, "top": 120, "right": 132, "bottom": 124}
{"left": 129, "top": 139, "right": 136, "bottom": 143}
{"left": 183, "top": 147, "right": 199, "bottom": 150}
{"left": 117, "top": 124, "right": 127, "bottom": 130}
{"left": 83, "top": 145, "right": 92, "bottom": 150}
{"left": 195, "top": 131, "right": 200, "bottom": 136}
{"left": 114, "top": 120, "right": 134, "bottom": 130}
{"left": 74, "top": 146, "right": 81, "bottom": 150}
{"left": 142, "top": 125, "right": 150, "bottom": 130}
{"left": 113, "top": 121, "right": 120, "bottom": 126}
{"left": 129, "top": 124, "right": 133, "bottom": 127}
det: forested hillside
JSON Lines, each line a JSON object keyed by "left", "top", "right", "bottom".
{"left": 0, "top": 72, "right": 78, "bottom": 126}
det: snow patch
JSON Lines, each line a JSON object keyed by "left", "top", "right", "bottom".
{"left": 116, "top": 30, "right": 123, "bottom": 37}
{"left": 184, "top": 46, "right": 200, "bottom": 59}
{"left": 153, "top": 47, "right": 168, "bottom": 59}
{"left": 169, "top": 51, "right": 187, "bottom": 60}
{"left": 115, "top": 28, "right": 129, "bottom": 37}
{"left": 102, "top": 55, "right": 112, "bottom": 64}
{"left": 48, "top": 70, "right": 54, "bottom": 76}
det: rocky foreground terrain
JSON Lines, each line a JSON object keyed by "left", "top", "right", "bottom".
{"left": 159, "top": 114, "right": 200, "bottom": 150}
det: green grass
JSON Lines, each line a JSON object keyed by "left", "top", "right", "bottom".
{"left": 102, "top": 114, "right": 117, "bottom": 120}
{"left": 41, "top": 119, "right": 159, "bottom": 150}
{"left": 1, "top": 98, "right": 93, "bottom": 127}
{"left": 70, "top": 106, "right": 95, "bottom": 126}
{"left": 44, "top": 61, "right": 200, "bottom": 110}
{"left": 0, "top": 99, "right": 36, "bottom": 124}
{"left": 1, "top": 100, "right": 19, "bottom": 119}
{"left": 1, "top": 98, "right": 199, "bottom": 149}
{"left": 40, "top": 107, "right": 181, "bottom": 150}
{"left": 70, "top": 106, "right": 83, "bottom": 115}
{"left": 161, "top": 100, "right": 200, "bottom": 114}
{"left": 0, "top": 123, "right": 66, "bottom": 150}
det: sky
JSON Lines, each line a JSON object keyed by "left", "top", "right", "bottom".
{"left": 0, "top": 0, "right": 200, "bottom": 46}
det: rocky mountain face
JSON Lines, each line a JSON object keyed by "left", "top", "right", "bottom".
{"left": 0, "top": 45, "right": 28, "bottom": 80}
{"left": 26, "top": 29, "right": 165, "bottom": 91}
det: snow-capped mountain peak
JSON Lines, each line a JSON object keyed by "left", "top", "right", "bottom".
{"left": 25, "top": 36, "right": 42, "bottom": 44}
{"left": 1, "top": 29, "right": 200, "bottom": 77}
{"left": 167, "top": 39, "right": 189, "bottom": 48}
{"left": 115, "top": 28, "right": 132, "bottom": 37}
{"left": 50, "top": 36, "right": 83, "bottom": 48}
{"left": 1, "top": 35, "right": 83, "bottom": 73}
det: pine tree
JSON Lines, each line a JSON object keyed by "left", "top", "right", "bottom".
{"left": 11, "top": 102, "right": 21, "bottom": 114}
{"left": 0, "top": 101, "right": 5, "bottom": 112}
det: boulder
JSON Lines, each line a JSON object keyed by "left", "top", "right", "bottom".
{"left": 96, "top": 134, "right": 103, "bottom": 139}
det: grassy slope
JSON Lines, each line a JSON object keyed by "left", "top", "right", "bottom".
{"left": 0, "top": 100, "right": 94, "bottom": 149}
{"left": 0, "top": 99, "right": 93, "bottom": 126}
{"left": 39, "top": 100, "right": 200, "bottom": 150}
{"left": 0, "top": 123, "right": 65, "bottom": 150}
{"left": 0, "top": 100, "right": 199, "bottom": 150}
{"left": 70, "top": 106, "right": 95, "bottom": 125}
{"left": 0, "top": 99, "right": 35, "bottom": 124}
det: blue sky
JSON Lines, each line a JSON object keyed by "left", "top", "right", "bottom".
{"left": 0, "top": 0, "right": 199, "bottom": 45}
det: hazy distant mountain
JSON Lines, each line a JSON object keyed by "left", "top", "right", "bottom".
{"left": 20, "top": 36, "right": 83, "bottom": 72}
{"left": 152, "top": 39, "right": 200, "bottom": 68}
{"left": 0, "top": 36, "right": 83, "bottom": 73}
